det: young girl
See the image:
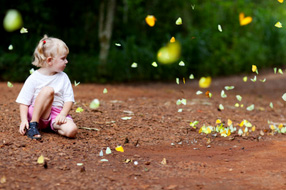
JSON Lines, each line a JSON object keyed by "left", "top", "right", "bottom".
{"left": 16, "top": 35, "right": 77, "bottom": 140}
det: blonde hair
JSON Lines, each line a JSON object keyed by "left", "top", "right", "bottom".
{"left": 32, "top": 35, "right": 69, "bottom": 67}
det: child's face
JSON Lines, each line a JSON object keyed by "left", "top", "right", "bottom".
{"left": 50, "top": 53, "right": 68, "bottom": 73}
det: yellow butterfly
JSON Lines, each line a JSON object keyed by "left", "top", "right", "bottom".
{"left": 145, "top": 15, "right": 156, "bottom": 27}
{"left": 37, "top": 155, "right": 44, "bottom": 164}
{"left": 176, "top": 17, "right": 182, "bottom": 25}
{"left": 170, "top": 37, "right": 176, "bottom": 43}
{"left": 275, "top": 22, "right": 282, "bottom": 28}
{"left": 199, "top": 77, "right": 211, "bottom": 88}
{"left": 115, "top": 146, "right": 124, "bottom": 152}
{"left": 239, "top": 13, "right": 252, "bottom": 26}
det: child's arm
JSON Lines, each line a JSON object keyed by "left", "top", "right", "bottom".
{"left": 19, "top": 104, "right": 29, "bottom": 135}
{"left": 55, "top": 101, "right": 73, "bottom": 125}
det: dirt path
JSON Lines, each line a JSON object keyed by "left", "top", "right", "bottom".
{"left": 1, "top": 70, "right": 286, "bottom": 189}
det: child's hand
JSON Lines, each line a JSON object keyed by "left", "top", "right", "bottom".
{"left": 55, "top": 114, "right": 67, "bottom": 125}
{"left": 19, "top": 121, "right": 29, "bottom": 135}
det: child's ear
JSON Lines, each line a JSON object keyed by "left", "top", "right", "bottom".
{"left": 46, "top": 57, "right": 53, "bottom": 65}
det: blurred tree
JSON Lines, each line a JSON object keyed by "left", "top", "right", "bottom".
{"left": 98, "top": 0, "right": 116, "bottom": 65}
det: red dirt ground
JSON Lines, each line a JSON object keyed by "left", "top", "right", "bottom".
{"left": 1, "top": 70, "right": 286, "bottom": 189}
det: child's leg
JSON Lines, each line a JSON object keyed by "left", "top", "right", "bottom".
{"left": 28, "top": 86, "right": 54, "bottom": 139}
{"left": 31, "top": 86, "right": 54, "bottom": 122}
{"left": 53, "top": 120, "right": 78, "bottom": 138}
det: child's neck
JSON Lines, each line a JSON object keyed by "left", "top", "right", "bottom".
{"left": 38, "top": 67, "right": 58, "bottom": 76}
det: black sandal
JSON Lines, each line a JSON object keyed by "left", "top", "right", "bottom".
{"left": 27, "top": 122, "right": 41, "bottom": 140}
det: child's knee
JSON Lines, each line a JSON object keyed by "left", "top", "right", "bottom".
{"left": 65, "top": 124, "right": 78, "bottom": 138}
{"left": 41, "top": 86, "right": 54, "bottom": 96}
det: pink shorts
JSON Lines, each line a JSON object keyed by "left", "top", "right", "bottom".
{"left": 28, "top": 106, "right": 73, "bottom": 131}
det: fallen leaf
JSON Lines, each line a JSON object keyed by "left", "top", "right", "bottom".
{"left": 219, "top": 104, "right": 224, "bottom": 110}
{"left": 103, "top": 88, "right": 108, "bottom": 94}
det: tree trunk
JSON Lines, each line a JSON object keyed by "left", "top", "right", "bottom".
{"left": 98, "top": 0, "right": 116, "bottom": 65}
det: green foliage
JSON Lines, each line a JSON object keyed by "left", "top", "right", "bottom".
{"left": 1, "top": 0, "right": 286, "bottom": 82}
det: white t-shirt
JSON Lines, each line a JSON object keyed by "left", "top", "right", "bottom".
{"left": 16, "top": 71, "right": 74, "bottom": 108}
